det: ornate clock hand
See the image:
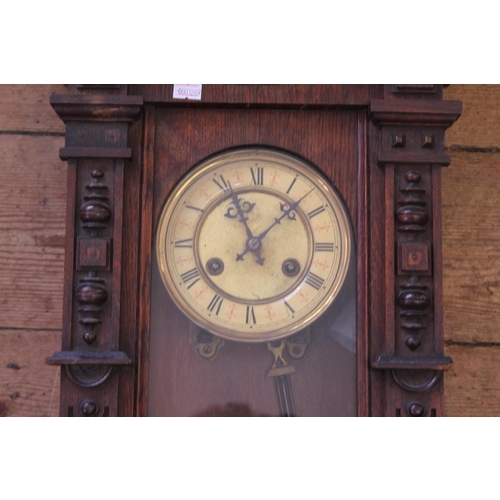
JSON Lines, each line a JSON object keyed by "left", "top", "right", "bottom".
{"left": 223, "top": 185, "right": 265, "bottom": 264}
{"left": 256, "top": 188, "right": 314, "bottom": 242}
{"left": 235, "top": 188, "right": 314, "bottom": 265}
{"left": 224, "top": 184, "right": 255, "bottom": 240}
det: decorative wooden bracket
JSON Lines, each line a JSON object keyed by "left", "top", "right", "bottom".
{"left": 47, "top": 85, "right": 143, "bottom": 416}
{"left": 369, "top": 85, "right": 462, "bottom": 416}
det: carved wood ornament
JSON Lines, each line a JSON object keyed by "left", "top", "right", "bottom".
{"left": 47, "top": 84, "right": 461, "bottom": 416}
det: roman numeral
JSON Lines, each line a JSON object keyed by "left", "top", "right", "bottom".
{"left": 250, "top": 167, "right": 264, "bottom": 185}
{"left": 246, "top": 305, "right": 257, "bottom": 324}
{"left": 308, "top": 206, "right": 326, "bottom": 219}
{"left": 315, "top": 242, "right": 334, "bottom": 252}
{"left": 213, "top": 175, "right": 229, "bottom": 192}
{"left": 304, "top": 272, "right": 325, "bottom": 290}
{"left": 284, "top": 300, "right": 295, "bottom": 315}
{"left": 207, "top": 294, "right": 223, "bottom": 315}
{"left": 286, "top": 177, "right": 297, "bottom": 195}
{"left": 174, "top": 238, "right": 193, "bottom": 248}
{"left": 180, "top": 268, "right": 200, "bottom": 289}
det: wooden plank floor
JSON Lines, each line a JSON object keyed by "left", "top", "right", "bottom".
{"left": 0, "top": 85, "right": 66, "bottom": 134}
{"left": 0, "top": 330, "right": 61, "bottom": 417}
{"left": 443, "top": 85, "right": 500, "bottom": 415}
{"left": 0, "top": 85, "right": 66, "bottom": 416}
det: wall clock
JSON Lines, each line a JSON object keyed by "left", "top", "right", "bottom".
{"left": 47, "top": 85, "right": 462, "bottom": 417}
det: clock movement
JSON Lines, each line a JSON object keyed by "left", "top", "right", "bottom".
{"left": 47, "top": 85, "right": 462, "bottom": 417}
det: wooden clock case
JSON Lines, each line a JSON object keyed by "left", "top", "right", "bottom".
{"left": 47, "top": 84, "right": 462, "bottom": 417}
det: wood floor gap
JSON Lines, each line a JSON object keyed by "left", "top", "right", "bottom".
{"left": 0, "top": 326, "right": 62, "bottom": 333}
{"left": 445, "top": 339, "right": 500, "bottom": 348}
{"left": 446, "top": 145, "right": 500, "bottom": 154}
{"left": 0, "top": 130, "right": 65, "bottom": 137}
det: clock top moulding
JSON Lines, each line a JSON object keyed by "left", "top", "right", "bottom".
{"left": 47, "top": 84, "right": 461, "bottom": 417}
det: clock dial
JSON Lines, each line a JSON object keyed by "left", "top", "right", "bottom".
{"left": 156, "top": 148, "right": 352, "bottom": 342}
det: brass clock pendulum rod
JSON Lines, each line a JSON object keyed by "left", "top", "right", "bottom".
{"left": 267, "top": 341, "right": 297, "bottom": 417}
{"left": 274, "top": 374, "right": 296, "bottom": 417}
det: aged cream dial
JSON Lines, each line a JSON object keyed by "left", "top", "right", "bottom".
{"left": 156, "top": 148, "right": 352, "bottom": 342}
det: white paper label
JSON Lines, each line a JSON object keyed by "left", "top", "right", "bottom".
{"left": 173, "top": 84, "right": 202, "bottom": 100}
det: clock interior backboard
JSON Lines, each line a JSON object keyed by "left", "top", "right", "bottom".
{"left": 148, "top": 107, "right": 361, "bottom": 416}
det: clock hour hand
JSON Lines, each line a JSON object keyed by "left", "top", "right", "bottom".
{"left": 224, "top": 185, "right": 266, "bottom": 265}
{"left": 224, "top": 184, "right": 256, "bottom": 240}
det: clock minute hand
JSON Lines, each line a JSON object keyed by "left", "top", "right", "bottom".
{"left": 235, "top": 189, "right": 313, "bottom": 266}
{"left": 254, "top": 188, "right": 314, "bottom": 243}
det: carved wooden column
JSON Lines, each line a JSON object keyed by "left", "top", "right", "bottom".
{"left": 47, "top": 86, "right": 143, "bottom": 416}
{"left": 369, "top": 85, "right": 462, "bottom": 416}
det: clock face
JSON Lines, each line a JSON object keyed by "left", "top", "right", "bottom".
{"left": 156, "top": 148, "right": 352, "bottom": 342}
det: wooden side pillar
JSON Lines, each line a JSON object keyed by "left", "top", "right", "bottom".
{"left": 369, "top": 85, "right": 462, "bottom": 416}
{"left": 47, "top": 86, "right": 143, "bottom": 416}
